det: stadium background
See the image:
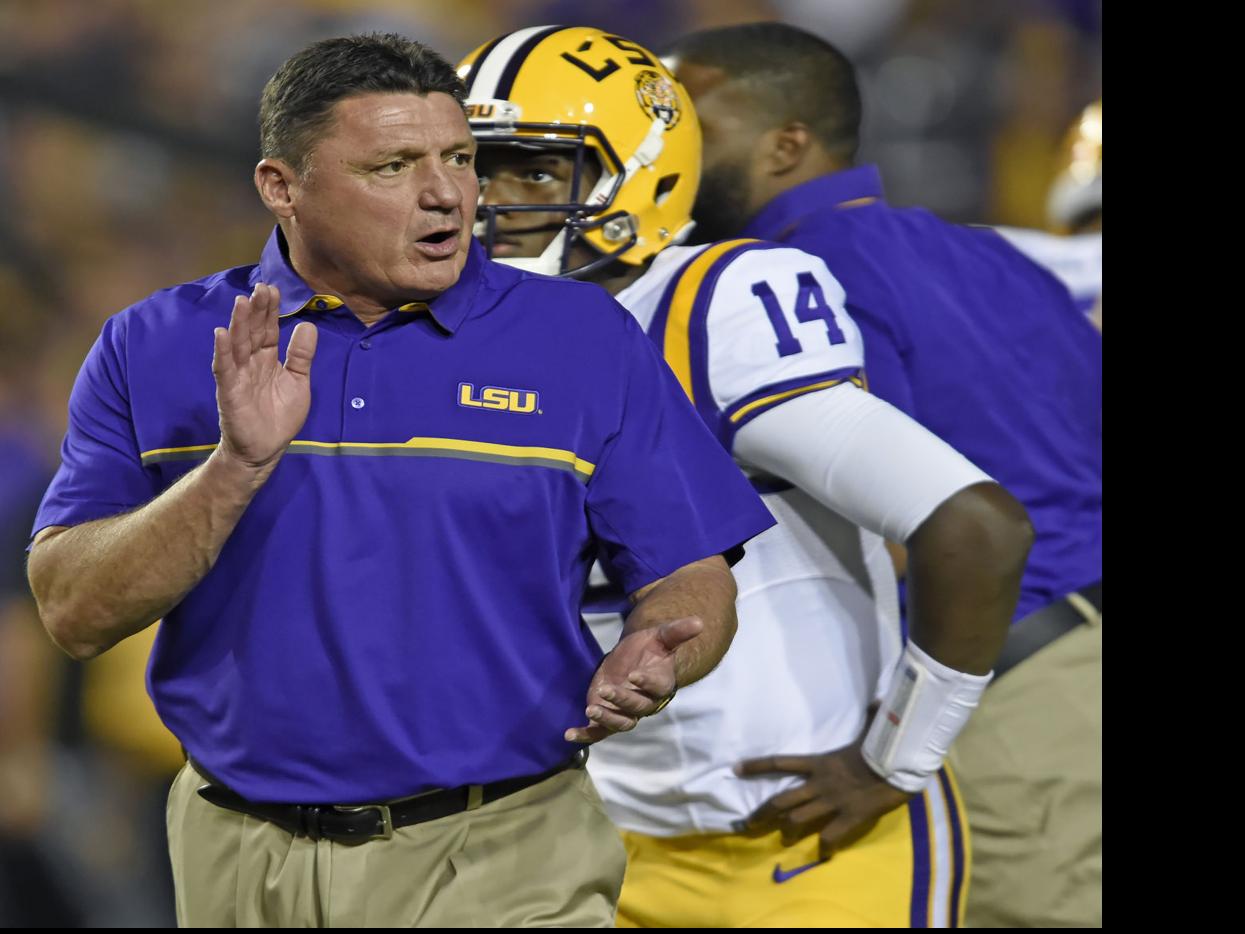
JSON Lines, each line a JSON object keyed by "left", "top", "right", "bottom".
{"left": 0, "top": 0, "right": 1100, "bottom": 925}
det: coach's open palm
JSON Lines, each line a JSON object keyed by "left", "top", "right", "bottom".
{"left": 211, "top": 283, "right": 318, "bottom": 471}
{"left": 565, "top": 616, "right": 703, "bottom": 745}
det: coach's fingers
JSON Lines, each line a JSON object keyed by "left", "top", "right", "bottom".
{"left": 284, "top": 322, "right": 318, "bottom": 378}
{"left": 229, "top": 295, "right": 252, "bottom": 370}
{"left": 564, "top": 723, "right": 611, "bottom": 744}
{"left": 585, "top": 704, "right": 637, "bottom": 733}
{"left": 596, "top": 683, "right": 659, "bottom": 717}
{"left": 212, "top": 327, "right": 235, "bottom": 383}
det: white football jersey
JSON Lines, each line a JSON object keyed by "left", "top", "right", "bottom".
{"left": 584, "top": 241, "right": 903, "bottom": 836}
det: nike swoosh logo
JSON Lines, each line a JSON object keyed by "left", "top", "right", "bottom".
{"left": 772, "top": 860, "right": 824, "bottom": 884}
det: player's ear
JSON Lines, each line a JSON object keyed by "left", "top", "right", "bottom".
{"left": 762, "top": 122, "right": 815, "bottom": 177}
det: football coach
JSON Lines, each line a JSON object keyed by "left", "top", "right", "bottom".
{"left": 25, "top": 33, "right": 775, "bottom": 927}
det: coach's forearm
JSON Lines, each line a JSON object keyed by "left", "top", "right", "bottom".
{"left": 27, "top": 448, "right": 272, "bottom": 661}
{"left": 624, "top": 556, "right": 739, "bottom": 687}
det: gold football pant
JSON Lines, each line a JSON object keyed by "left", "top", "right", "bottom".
{"left": 615, "top": 767, "right": 968, "bottom": 928}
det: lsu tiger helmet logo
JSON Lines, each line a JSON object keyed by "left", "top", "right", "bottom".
{"left": 457, "top": 26, "right": 700, "bottom": 278}
{"left": 634, "top": 70, "right": 681, "bottom": 129}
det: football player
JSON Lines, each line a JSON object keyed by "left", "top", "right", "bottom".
{"left": 457, "top": 27, "right": 1034, "bottom": 927}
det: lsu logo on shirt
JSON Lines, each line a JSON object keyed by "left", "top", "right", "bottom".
{"left": 457, "top": 382, "right": 540, "bottom": 414}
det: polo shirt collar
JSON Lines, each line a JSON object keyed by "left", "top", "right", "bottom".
{"left": 257, "top": 227, "right": 317, "bottom": 316}
{"left": 422, "top": 238, "right": 484, "bottom": 334}
{"left": 741, "top": 164, "right": 886, "bottom": 240}
{"left": 255, "top": 227, "right": 484, "bottom": 334}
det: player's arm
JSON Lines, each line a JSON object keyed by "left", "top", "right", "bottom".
{"left": 731, "top": 384, "right": 1032, "bottom": 857}
{"left": 693, "top": 247, "right": 1031, "bottom": 855}
{"left": 698, "top": 245, "right": 1030, "bottom": 678}
{"left": 28, "top": 285, "right": 317, "bottom": 660}
{"left": 737, "top": 385, "right": 1031, "bottom": 673}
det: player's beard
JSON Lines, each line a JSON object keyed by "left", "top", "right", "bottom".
{"left": 690, "top": 158, "right": 753, "bottom": 245}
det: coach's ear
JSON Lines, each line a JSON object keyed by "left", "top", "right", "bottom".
{"left": 255, "top": 158, "right": 299, "bottom": 220}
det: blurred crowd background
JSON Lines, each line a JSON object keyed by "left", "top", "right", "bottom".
{"left": 0, "top": 0, "right": 1100, "bottom": 926}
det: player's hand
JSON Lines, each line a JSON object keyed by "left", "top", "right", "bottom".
{"left": 734, "top": 737, "right": 913, "bottom": 861}
{"left": 564, "top": 616, "right": 703, "bottom": 744}
{"left": 211, "top": 283, "right": 318, "bottom": 473}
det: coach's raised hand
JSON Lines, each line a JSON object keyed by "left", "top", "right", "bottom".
{"left": 27, "top": 283, "right": 317, "bottom": 661}
{"left": 212, "top": 283, "right": 317, "bottom": 475}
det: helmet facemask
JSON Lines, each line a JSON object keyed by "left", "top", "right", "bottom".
{"left": 473, "top": 122, "right": 643, "bottom": 279}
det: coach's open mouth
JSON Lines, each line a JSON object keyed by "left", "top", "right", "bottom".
{"left": 414, "top": 228, "right": 461, "bottom": 257}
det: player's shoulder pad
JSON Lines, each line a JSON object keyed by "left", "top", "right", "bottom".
{"left": 698, "top": 242, "right": 862, "bottom": 355}
{"left": 686, "top": 241, "right": 866, "bottom": 416}
{"left": 702, "top": 242, "right": 849, "bottom": 314}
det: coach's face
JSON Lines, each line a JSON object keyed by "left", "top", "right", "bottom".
{"left": 260, "top": 91, "right": 479, "bottom": 306}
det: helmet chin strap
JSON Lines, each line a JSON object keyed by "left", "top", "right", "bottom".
{"left": 671, "top": 219, "right": 697, "bottom": 245}
{"left": 627, "top": 118, "right": 669, "bottom": 173}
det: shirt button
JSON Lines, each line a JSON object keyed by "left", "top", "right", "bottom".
{"left": 350, "top": 397, "right": 366, "bottom": 410}
{"left": 359, "top": 339, "right": 372, "bottom": 350}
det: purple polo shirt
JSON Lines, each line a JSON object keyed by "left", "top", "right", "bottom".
{"left": 33, "top": 231, "right": 774, "bottom": 803}
{"left": 743, "top": 167, "right": 1101, "bottom": 620}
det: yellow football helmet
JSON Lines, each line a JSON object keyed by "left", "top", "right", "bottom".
{"left": 458, "top": 25, "right": 701, "bottom": 278}
{"left": 1048, "top": 100, "right": 1102, "bottom": 232}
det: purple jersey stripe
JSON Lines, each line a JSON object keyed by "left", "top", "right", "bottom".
{"left": 908, "top": 792, "right": 932, "bottom": 928}
{"left": 938, "top": 768, "right": 967, "bottom": 928}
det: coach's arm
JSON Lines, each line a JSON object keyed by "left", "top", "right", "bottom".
{"left": 28, "top": 285, "right": 317, "bottom": 660}
{"left": 564, "top": 554, "right": 738, "bottom": 744}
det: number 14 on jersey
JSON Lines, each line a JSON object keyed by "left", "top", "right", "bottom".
{"left": 751, "top": 274, "right": 847, "bottom": 358}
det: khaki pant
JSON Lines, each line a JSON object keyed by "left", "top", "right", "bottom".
{"left": 948, "top": 618, "right": 1102, "bottom": 928}
{"left": 166, "top": 760, "right": 626, "bottom": 927}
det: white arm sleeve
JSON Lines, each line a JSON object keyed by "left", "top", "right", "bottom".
{"left": 733, "top": 382, "right": 993, "bottom": 543}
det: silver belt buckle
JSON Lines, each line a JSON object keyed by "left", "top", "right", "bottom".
{"left": 333, "top": 803, "right": 394, "bottom": 840}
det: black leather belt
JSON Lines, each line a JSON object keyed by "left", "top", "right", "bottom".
{"left": 191, "top": 747, "right": 588, "bottom": 844}
{"left": 994, "top": 581, "right": 1102, "bottom": 680}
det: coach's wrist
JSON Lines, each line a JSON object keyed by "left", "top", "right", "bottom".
{"left": 204, "top": 444, "right": 281, "bottom": 492}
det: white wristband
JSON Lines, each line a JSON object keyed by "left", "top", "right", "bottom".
{"left": 861, "top": 641, "right": 993, "bottom": 793}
